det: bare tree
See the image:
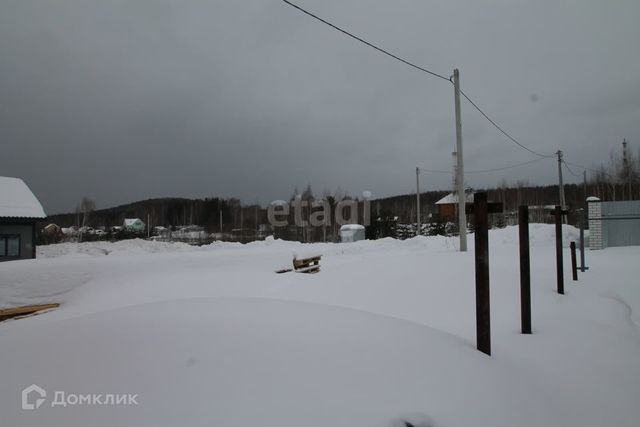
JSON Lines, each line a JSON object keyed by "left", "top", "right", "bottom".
{"left": 79, "top": 197, "right": 96, "bottom": 228}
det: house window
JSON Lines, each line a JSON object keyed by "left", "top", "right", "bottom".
{"left": 0, "top": 235, "right": 21, "bottom": 258}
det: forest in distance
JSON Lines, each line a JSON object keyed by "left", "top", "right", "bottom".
{"left": 40, "top": 147, "right": 640, "bottom": 242}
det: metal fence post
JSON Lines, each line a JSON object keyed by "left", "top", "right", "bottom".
{"left": 579, "top": 209, "right": 588, "bottom": 272}
{"left": 474, "top": 192, "right": 491, "bottom": 355}
{"left": 519, "top": 205, "right": 531, "bottom": 334}
{"left": 570, "top": 241, "right": 578, "bottom": 281}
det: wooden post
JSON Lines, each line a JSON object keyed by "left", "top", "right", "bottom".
{"left": 570, "top": 241, "right": 578, "bottom": 281}
{"left": 518, "top": 205, "right": 531, "bottom": 334}
{"left": 555, "top": 206, "right": 564, "bottom": 295}
{"left": 474, "top": 192, "right": 491, "bottom": 355}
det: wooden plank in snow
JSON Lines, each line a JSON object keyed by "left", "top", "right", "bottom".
{"left": 293, "top": 255, "right": 322, "bottom": 274}
{"left": 0, "top": 303, "right": 60, "bottom": 322}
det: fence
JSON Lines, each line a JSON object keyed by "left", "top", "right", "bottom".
{"left": 588, "top": 198, "right": 640, "bottom": 249}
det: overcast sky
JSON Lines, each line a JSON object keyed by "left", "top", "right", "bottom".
{"left": 1, "top": 0, "right": 639, "bottom": 214}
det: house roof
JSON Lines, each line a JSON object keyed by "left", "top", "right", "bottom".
{"left": 435, "top": 191, "right": 474, "bottom": 205}
{"left": 0, "top": 176, "right": 46, "bottom": 219}
{"left": 124, "top": 218, "right": 143, "bottom": 226}
{"left": 340, "top": 224, "right": 365, "bottom": 231}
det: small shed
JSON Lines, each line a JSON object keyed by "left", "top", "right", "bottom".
{"left": 435, "top": 189, "right": 474, "bottom": 219}
{"left": 0, "top": 177, "right": 46, "bottom": 261}
{"left": 123, "top": 218, "right": 145, "bottom": 232}
{"left": 339, "top": 224, "right": 365, "bottom": 243}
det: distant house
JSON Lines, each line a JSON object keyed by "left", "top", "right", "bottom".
{"left": 123, "top": 218, "right": 145, "bottom": 233}
{"left": 435, "top": 189, "right": 474, "bottom": 219}
{"left": 153, "top": 226, "right": 171, "bottom": 239}
{"left": 339, "top": 224, "right": 365, "bottom": 243}
{"left": 0, "top": 177, "right": 46, "bottom": 261}
{"left": 43, "top": 223, "right": 62, "bottom": 237}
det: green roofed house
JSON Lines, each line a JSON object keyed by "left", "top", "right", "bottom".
{"left": 0, "top": 176, "right": 46, "bottom": 261}
{"left": 123, "top": 218, "right": 145, "bottom": 233}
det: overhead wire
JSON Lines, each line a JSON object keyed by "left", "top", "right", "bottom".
{"left": 419, "top": 156, "right": 550, "bottom": 175}
{"left": 417, "top": 167, "right": 451, "bottom": 174}
{"left": 281, "top": 0, "right": 450, "bottom": 81}
{"left": 467, "top": 157, "right": 550, "bottom": 173}
{"left": 564, "top": 160, "right": 616, "bottom": 179}
{"left": 282, "top": 0, "right": 556, "bottom": 160}
{"left": 457, "top": 89, "right": 554, "bottom": 158}
{"left": 562, "top": 160, "right": 581, "bottom": 178}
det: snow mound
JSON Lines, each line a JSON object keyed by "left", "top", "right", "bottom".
{"left": 0, "top": 298, "right": 556, "bottom": 427}
{"left": 38, "top": 239, "right": 197, "bottom": 258}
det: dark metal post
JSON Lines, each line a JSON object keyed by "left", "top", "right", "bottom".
{"left": 555, "top": 206, "right": 564, "bottom": 295}
{"left": 570, "top": 242, "right": 578, "bottom": 281}
{"left": 518, "top": 206, "right": 531, "bottom": 334}
{"left": 579, "top": 209, "right": 588, "bottom": 272}
{"left": 474, "top": 192, "right": 491, "bottom": 355}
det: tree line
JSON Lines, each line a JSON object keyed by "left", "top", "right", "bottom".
{"left": 39, "top": 142, "right": 639, "bottom": 243}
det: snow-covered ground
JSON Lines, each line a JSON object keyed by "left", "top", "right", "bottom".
{"left": 1, "top": 225, "right": 639, "bottom": 427}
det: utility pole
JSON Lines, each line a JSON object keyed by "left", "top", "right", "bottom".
{"left": 416, "top": 167, "right": 421, "bottom": 237}
{"left": 453, "top": 69, "right": 467, "bottom": 251}
{"left": 580, "top": 169, "right": 588, "bottom": 272}
{"left": 556, "top": 150, "right": 566, "bottom": 223}
{"left": 623, "top": 139, "right": 631, "bottom": 200}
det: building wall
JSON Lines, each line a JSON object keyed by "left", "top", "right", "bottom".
{"left": 437, "top": 204, "right": 456, "bottom": 218}
{"left": 0, "top": 222, "right": 35, "bottom": 261}
{"left": 589, "top": 199, "right": 640, "bottom": 250}
{"left": 340, "top": 228, "right": 365, "bottom": 243}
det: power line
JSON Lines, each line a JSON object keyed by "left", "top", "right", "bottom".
{"left": 562, "top": 160, "right": 580, "bottom": 178}
{"left": 564, "top": 160, "right": 591, "bottom": 172}
{"left": 282, "top": 0, "right": 555, "bottom": 161}
{"left": 281, "top": 0, "right": 450, "bottom": 81}
{"left": 467, "top": 157, "right": 550, "bottom": 173}
{"left": 458, "top": 89, "right": 554, "bottom": 159}
{"left": 417, "top": 167, "right": 451, "bottom": 174}
{"left": 418, "top": 156, "right": 550, "bottom": 175}
{"left": 564, "top": 160, "right": 616, "bottom": 179}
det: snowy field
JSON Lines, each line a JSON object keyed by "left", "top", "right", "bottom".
{"left": 1, "top": 225, "right": 639, "bottom": 427}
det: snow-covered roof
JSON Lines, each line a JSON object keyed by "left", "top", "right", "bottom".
{"left": 435, "top": 191, "right": 474, "bottom": 205}
{"left": 124, "top": 218, "right": 143, "bottom": 226}
{"left": 340, "top": 224, "right": 365, "bottom": 231}
{"left": 0, "top": 176, "right": 46, "bottom": 218}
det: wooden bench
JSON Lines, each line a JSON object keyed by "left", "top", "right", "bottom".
{"left": 293, "top": 255, "right": 321, "bottom": 274}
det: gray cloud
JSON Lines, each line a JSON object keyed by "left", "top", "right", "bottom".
{"left": 1, "top": 0, "right": 639, "bottom": 213}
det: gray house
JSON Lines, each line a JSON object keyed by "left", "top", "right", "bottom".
{"left": 0, "top": 177, "right": 46, "bottom": 261}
